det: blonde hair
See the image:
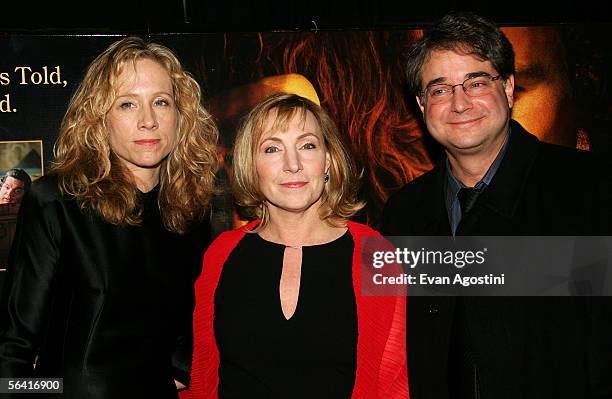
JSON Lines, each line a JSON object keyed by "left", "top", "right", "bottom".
{"left": 51, "top": 36, "right": 218, "bottom": 234}
{"left": 233, "top": 92, "right": 364, "bottom": 230}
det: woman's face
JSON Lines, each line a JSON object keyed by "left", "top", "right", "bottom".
{"left": 255, "top": 109, "right": 331, "bottom": 216}
{"left": 105, "top": 58, "right": 178, "bottom": 181}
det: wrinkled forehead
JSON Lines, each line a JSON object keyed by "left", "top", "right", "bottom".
{"left": 421, "top": 49, "right": 496, "bottom": 83}
{"left": 2, "top": 176, "right": 25, "bottom": 188}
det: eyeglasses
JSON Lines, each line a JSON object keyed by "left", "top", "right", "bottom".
{"left": 420, "top": 74, "right": 503, "bottom": 105}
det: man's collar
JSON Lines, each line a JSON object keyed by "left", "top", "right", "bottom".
{"left": 445, "top": 126, "right": 512, "bottom": 191}
{"left": 475, "top": 120, "right": 540, "bottom": 219}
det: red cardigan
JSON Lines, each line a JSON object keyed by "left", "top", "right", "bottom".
{"left": 181, "top": 221, "right": 408, "bottom": 399}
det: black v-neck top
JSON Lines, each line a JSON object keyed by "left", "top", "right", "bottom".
{"left": 214, "top": 231, "right": 357, "bottom": 398}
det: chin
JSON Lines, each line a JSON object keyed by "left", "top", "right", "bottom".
{"left": 269, "top": 199, "right": 318, "bottom": 215}
{"left": 446, "top": 135, "right": 486, "bottom": 151}
{"left": 134, "top": 157, "right": 166, "bottom": 168}
{"left": 281, "top": 203, "right": 313, "bottom": 213}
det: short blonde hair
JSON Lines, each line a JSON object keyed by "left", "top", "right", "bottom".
{"left": 232, "top": 92, "right": 364, "bottom": 229}
{"left": 52, "top": 37, "right": 218, "bottom": 234}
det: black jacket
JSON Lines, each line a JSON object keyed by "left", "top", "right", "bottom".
{"left": 382, "top": 121, "right": 612, "bottom": 399}
{"left": 0, "top": 176, "right": 209, "bottom": 399}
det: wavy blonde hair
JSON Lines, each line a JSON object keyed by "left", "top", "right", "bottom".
{"left": 52, "top": 37, "right": 218, "bottom": 234}
{"left": 233, "top": 92, "right": 364, "bottom": 230}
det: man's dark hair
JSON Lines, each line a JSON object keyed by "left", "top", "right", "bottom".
{"left": 1, "top": 168, "right": 32, "bottom": 190}
{"left": 405, "top": 11, "right": 515, "bottom": 95}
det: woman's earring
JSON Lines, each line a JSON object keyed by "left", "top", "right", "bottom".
{"left": 324, "top": 172, "right": 330, "bottom": 183}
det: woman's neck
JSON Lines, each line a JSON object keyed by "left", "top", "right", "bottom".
{"left": 259, "top": 206, "right": 346, "bottom": 247}
{"left": 130, "top": 167, "right": 160, "bottom": 193}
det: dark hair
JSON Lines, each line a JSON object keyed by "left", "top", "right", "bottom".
{"left": 405, "top": 11, "right": 515, "bottom": 95}
{"left": 2, "top": 168, "right": 32, "bottom": 190}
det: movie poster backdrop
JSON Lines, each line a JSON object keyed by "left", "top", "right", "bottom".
{"left": 1, "top": 26, "right": 610, "bottom": 292}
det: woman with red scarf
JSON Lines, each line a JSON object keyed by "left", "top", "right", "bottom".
{"left": 183, "top": 93, "right": 408, "bottom": 399}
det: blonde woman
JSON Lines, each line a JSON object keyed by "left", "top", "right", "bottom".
{"left": 0, "top": 37, "right": 218, "bottom": 398}
{"left": 185, "top": 93, "right": 408, "bottom": 399}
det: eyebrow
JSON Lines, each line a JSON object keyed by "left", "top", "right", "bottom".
{"left": 297, "top": 132, "right": 320, "bottom": 141}
{"left": 259, "top": 132, "right": 321, "bottom": 144}
{"left": 423, "top": 77, "right": 447, "bottom": 89}
{"left": 423, "top": 71, "right": 495, "bottom": 89}
{"left": 115, "top": 91, "right": 173, "bottom": 99}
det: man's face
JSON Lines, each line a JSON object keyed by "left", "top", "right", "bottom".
{"left": 0, "top": 176, "right": 26, "bottom": 204}
{"left": 416, "top": 50, "right": 514, "bottom": 158}
{"left": 502, "top": 27, "right": 576, "bottom": 148}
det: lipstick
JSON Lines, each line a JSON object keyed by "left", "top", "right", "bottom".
{"left": 134, "top": 139, "right": 160, "bottom": 145}
{"left": 281, "top": 182, "right": 307, "bottom": 188}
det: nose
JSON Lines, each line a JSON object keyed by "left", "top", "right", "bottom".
{"left": 5, "top": 188, "right": 16, "bottom": 200}
{"left": 282, "top": 147, "right": 303, "bottom": 173}
{"left": 450, "top": 87, "right": 473, "bottom": 113}
{"left": 139, "top": 104, "right": 158, "bottom": 130}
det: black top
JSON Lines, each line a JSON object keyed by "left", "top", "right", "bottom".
{"left": 214, "top": 231, "right": 357, "bottom": 399}
{"left": 0, "top": 175, "right": 210, "bottom": 399}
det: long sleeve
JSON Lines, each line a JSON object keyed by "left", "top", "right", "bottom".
{"left": 0, "top": 181, "right": 62, "bottom": 377}
{"left": 172, "top": 221, "right": 209, "bottom": 387}
{"left": 180, "top": 244, "right": 222, "bottom": 399}
{"left": 349, "top": 222, "right": 409, "bottom": 399}
{"left": 180, "top": 225, "right": 252, "bottom": 399}
{"left": 182, "top": 254, "right": 220, "bottom": 399}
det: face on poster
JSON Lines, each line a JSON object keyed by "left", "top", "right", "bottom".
{"left": 0, "top": 140, "right": 43, "bottom": 272}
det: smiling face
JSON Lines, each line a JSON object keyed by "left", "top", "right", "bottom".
{"left": 105, "top": 57, "right": 178, "bottom": 185}
{"left": 255, "top": 109, "right": 331, "bottom": 216}
{"left": 416, "top": 50, "right": 514, "bottom": 158}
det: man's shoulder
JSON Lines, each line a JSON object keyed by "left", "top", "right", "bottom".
{"left": 520, "top": 136, "right": 611, "bottom": 234}
{"left": 534, "top": 140, "right": 608, "bottom": 180}
{"left": 508, "top": 122, "right": 607, "bottom": 184}
{"left": 537, "top": 139, "right": 592, "bottom": 162}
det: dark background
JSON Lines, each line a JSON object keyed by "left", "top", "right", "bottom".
{"left": 2, "top": 0, "right": 612, "bottom": 34}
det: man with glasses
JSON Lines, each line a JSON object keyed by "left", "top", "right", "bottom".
{"left": 382, "top": 12, "right": 611, "bottom": 399}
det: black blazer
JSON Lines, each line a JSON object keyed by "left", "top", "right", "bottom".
{"left": 0, "top": 176, "right": 209, "bottom": 399}
{"left": 382, "top": 121, "right": 612, "bottom": 399}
